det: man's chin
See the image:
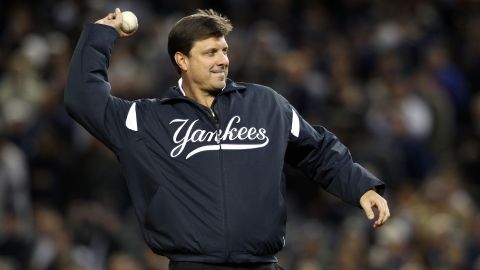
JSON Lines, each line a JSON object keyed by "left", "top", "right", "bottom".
{"left": 214, "top": 79, "right": 227, "bottom": 90}
{"left": 203, "top": 83, "right": 225, "bottom": 95}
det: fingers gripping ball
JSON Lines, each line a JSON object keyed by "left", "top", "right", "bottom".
{"left": 121, "top": 11, "right": 138, "bottom": 33}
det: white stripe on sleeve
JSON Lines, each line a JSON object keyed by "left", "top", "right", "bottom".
{"left": 126, "top": 103, "right": 138, "bottom": 131}
{"left": 291, "top": 107, "right": 300, "bottom": 137}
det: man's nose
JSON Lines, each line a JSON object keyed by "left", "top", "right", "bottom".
{"left": 217, "top": 52, "right": 229, "bottom": 66}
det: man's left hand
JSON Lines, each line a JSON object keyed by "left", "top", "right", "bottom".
{"left": 359, "top": 189, "right": 390, "bottom": 229}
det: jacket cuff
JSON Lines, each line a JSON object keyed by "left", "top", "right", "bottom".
{"left": 84, "top": 22, "right": 120, "bottom": 43}
{"left": 372, "top": 183, "right": 386, "bottom": 196}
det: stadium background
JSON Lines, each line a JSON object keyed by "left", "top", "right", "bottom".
{"left": 1, "top": 0, "right": 480, "bottom": 269}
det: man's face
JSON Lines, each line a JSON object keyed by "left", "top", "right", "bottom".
{"left": 183, "top": 36, "right": 229, "bottom": 93}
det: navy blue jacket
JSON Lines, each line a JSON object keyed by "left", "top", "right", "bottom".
{"left": 64, "top": 24, "right": 385, "bottom": 264}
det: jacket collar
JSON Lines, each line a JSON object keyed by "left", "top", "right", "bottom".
{"left": 164, "top": 78, "right": 246, "bottom": 99}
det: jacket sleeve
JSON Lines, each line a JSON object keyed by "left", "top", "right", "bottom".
{"left": 284, "top": 105, "right": 385, "bottom": 207}
{"left": 64, "top": 23, "right": 134, "bottom": 152}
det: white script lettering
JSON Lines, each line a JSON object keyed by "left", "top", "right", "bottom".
{"left": 169, "top": 116, "right": 269, "bottom": 159}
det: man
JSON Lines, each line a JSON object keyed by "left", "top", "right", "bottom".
{"left": 64, "top": 8, "right": 390, "bottom": 270}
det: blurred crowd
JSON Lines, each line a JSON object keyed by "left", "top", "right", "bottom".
{"left": 1, "top": 0, "right": 480, "bottom": 269}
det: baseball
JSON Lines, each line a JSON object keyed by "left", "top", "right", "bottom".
{"left": 121, "top": 11, "right": 138, "bottom": 33}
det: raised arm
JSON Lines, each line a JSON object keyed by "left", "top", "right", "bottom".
{"left": 64, "top": 9, "right": 137, "bottom": 151}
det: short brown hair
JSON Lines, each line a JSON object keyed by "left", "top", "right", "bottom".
{"left": 168, "top": 9, "right": 233, "bottom": 74}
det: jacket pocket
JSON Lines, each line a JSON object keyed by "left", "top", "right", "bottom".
{"left": 143, "top": 186, "right": 205, "bottom": 255}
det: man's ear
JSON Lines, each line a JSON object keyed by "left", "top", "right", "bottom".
{"left": 174, "top": 52, "right": 188, "bottom": 72}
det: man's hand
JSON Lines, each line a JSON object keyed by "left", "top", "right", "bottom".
{"left": 359, "top": 189, "right": 390, "bottom": 229}
{"left": 95, "top": 8, "right": 136, "bottom": 38}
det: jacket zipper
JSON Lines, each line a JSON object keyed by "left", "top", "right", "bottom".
{"left": 210, "top": 97, "right": 230, "bottom": 261}
{"left": 166, "top": 93, "right": 231, "bottom": 259}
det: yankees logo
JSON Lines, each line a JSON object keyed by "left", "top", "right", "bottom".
{"left": 169, "top": 116, "right": 269, "bottom": 159}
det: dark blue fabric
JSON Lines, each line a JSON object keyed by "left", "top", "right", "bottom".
{"left": 169, "top": 261, "right": 286, "bottom": 270}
